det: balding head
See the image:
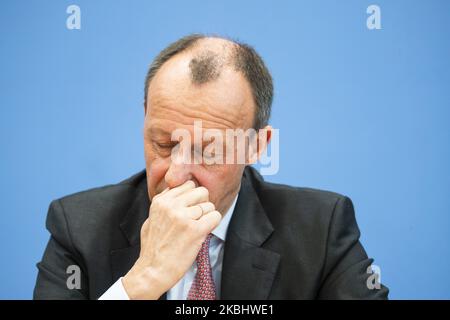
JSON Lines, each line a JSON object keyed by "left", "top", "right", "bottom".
{"left": 144, "top": 34, "right": 273, "bottom": 129}
{"left": 187, "top": 38, "right": 237, "bottom": 85}
{"left": 189, "top": 50, "right": 223, "bottom": 84}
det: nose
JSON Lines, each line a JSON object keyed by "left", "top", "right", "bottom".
{"left": 164, "top": 153, "right": 196, "bottom": 189}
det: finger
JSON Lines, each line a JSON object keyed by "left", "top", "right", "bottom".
{"left": 176, "top": 186, "right": 209, "bottom": 207}
{"left": 197, "top": 202, "right": 215, "bottom": 215}
{"left": 197, "top": 210, "right": 222, "bottom": 234}
{"left": 165, "top": 180, "right": 196, "bottom": 198}
{"left": 184, "top": 205, "right": 203, "bottom": 220}
{"left": 185, "top": 202, "right": 215, "bottom": 220}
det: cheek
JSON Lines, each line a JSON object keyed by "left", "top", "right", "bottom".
{"left": 145, "top": 147, "right": 169, "bottom": 198}
{"left": 193, "top": 165, "right": 241, "bottom": 204}
{"left": 194, "top": 170, "right": 216, "bottom": 190}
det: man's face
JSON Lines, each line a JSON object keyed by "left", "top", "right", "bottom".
{"left": 143, "top": 49, "right": 256, "bottom": 214}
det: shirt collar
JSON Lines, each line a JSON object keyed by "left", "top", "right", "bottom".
{"left": 211, "top": 192, "right": 239, "bottom": 242}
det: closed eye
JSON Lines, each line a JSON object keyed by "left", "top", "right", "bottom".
{"left": 156, "top": 143, "right": 176, "bottom": 149}
{"left": 152, "top": 141, "right": 178, "bottom": 155}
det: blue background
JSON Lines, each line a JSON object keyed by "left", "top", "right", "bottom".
{"left": 1, "top": 0, "right": 449, "bottom": 299}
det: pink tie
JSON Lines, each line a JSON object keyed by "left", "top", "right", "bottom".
{"left": 187, "top": 233, "right": 216, "bottom": 300}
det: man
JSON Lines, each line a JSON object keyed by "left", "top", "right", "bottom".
{"left": 34, "top": 34, "right": 389, "bottom": 300}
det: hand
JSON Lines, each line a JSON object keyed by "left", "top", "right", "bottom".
{"left": 122, "top": 180, "right": 222, "bottom": 299}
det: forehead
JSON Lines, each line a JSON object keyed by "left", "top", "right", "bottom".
{"left": 146, "top": 50, "right": 255, "bottom": 132}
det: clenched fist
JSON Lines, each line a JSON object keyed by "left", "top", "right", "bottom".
{"left": 122, "top": 180, "right": 222, "bottom": 299}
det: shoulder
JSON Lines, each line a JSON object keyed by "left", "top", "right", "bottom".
{"left": 46, "top": 170, "right": 147, "bottom": 236}
{"left": 247, "top": 166, "right": 348, "bottom": 214}
{"left": 244, "top": 167, "right": 360, "bottom": 272}
{"left": 56, "top": 170, "right": 146, "bottom": 211}
{"left": 244, "top": 166, "right": 353, "bottom": 233}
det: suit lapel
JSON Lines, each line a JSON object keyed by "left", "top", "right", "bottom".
{"left": 221, "top": 167, "right": 280, "bottom": 299}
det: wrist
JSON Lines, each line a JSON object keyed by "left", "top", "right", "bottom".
{"left": 123, "top": 264, "right": 164, "bottom": 300}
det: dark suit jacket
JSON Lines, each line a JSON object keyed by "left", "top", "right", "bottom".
{"left": 33, "top": 166, "right": 388, "bottom": 299}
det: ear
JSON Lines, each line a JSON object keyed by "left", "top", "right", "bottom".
{"left": 248, "top": 125, "right": 272, "bottom": 165}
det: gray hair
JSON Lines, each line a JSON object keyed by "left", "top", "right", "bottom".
{"left": 143, "top": 34, "right": 273, "bottom": 129}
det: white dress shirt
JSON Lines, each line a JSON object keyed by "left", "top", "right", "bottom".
{"left": 99, "top": 194, "right": 238, "bottom": 300}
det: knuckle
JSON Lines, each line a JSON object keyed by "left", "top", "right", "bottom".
{"left": 187, "top": 180, "right": 196, "bottom": 188}
{"left": 166, "top": 207, "right": 179, "bottom": 220}
{"left": 207, "top": 201, "right": 215, "bottom": 211}
{"left": 153, "top": 197, "right": 171, "bottom": 212}
{"left": 198, "top": 186, "right": 209, "bottom": 197}
{"left": 211, "top": 210, "right": 222, "bottom": 221}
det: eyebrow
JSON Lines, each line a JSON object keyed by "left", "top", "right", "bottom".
{"left": 147, "top": 125, "right": 226, "bottom": 147}
{"left": 147, "top": 126, "right": 171, "bottom": 137}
